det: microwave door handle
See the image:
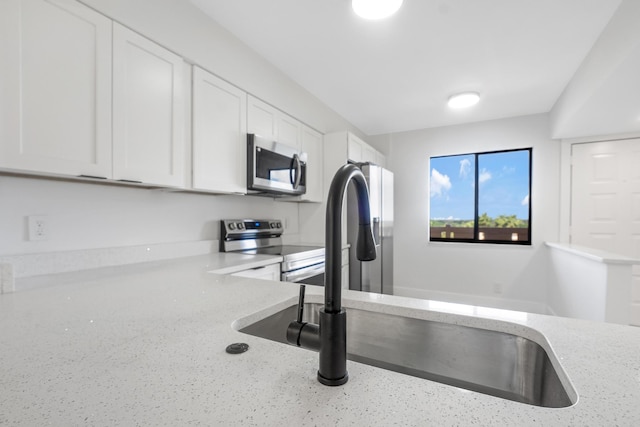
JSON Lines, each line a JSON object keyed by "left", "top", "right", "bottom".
{"left": 290, "top": 153, "right": 302, "bottom": 189}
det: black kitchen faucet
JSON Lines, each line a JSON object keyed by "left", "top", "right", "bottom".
{"left": 286, "top": 163, "right": 376, "bottom": 385}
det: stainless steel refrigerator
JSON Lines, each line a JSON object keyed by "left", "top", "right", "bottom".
{"left": 347, "top": 163, "right": 393, "bottom": 294}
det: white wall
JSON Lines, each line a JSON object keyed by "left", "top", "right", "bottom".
{"left": 550, "top": 0, "right": 640, "bottom": 139}
{"left": 547, "top": 245, "right": 633, "bottom": 324}
{"left": 1, "top": 0, "right": 365, "bottom": 257}
{"left": 0, "top": 175, "right": 302, "bottom": 255}
{"left": 370, "top": 114, "right": 560, "bottom": 311}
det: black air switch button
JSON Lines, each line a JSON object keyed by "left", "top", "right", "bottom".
{"left": 225, "top": 343, "right": 249, "bottom": 354}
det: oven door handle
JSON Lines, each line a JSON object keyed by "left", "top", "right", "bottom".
{"left": 290, "top": 153, "right": 302, "bottom": 189}
{"left": 282, "top": 263, "right": 325, "bottom": 283}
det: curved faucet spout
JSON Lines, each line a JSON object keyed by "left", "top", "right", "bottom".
{"left": 325, "top": 163, "right": 377, "bottom": 313}
{"left": 287, "top": 163, "right": 376, "bottom": 386}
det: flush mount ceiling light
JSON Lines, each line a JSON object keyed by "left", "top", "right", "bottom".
{"left": 352, "top": 0, "right": 403, "bottom": 20}
{"left": 447, "top": 92, "right": 480, "bottom": 109}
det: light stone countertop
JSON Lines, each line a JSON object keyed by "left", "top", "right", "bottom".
{"left": 1, "top": 254, "right": 640, "bottom": 426}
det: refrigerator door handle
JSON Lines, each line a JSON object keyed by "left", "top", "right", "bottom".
{"left": 372, "top": 217, "right": 381, "bottom": 245}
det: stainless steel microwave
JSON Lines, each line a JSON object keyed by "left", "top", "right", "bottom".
{"left": 247, "top": 133, "right": 307, "bottom": 196}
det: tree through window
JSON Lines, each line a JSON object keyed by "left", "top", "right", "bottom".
{"left": 429, "top": 148, "right": 532, "bottom": 244}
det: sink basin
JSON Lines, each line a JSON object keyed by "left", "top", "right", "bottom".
{"left": 239, "top": 302, "right": 575, "bottom": 408}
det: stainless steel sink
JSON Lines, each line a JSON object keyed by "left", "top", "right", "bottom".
{"left": 239, "top": 303, "right": 575, "bottom": 408}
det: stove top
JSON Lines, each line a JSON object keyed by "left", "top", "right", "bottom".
{"left": 220, "top": 219, "right": 325, "bottom": 274}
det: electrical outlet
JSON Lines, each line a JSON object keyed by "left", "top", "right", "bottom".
{"left": 27, "top": 215, "right": 49, "bottom": 241}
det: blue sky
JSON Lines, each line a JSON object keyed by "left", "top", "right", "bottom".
{"left": 430, "top": 150, "right": 530, "bottom": 221}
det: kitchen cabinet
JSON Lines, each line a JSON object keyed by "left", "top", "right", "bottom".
{"left": 0, "top": 2, "right": 186, "bottom": 188}
{"left": 0, "top": 0, "right": 112, "bottom": 178}
{"left": 325, "top": 131, "right": 386, "bottom": 190}
{"left": 247, "top": 95, "right": 278, "bottom": 142}
{"left": 112, "top": 23, "right": 186, "bottom": 187}
{"left": 277, "top": 114, "right": 303, "bottom": 150}
{"left": 230, "top": 263, "right": 280, "bottom": 281}
{"left": 192, "top": 66, "right": 247, "bottom": 194}
{"left": 248, "top": 95, "right": 323, "bottom": 202}
{"left": 347, "top": 134, "right": 364, "bottom": 163}
{"left": 345, "top": 132, "right": 386, "bottom": 166}
{"left": 299, "top": 126, "right": 323, "bottom": 202}
{"left": 247, "top": 95, "right": 301, "bottom": 150}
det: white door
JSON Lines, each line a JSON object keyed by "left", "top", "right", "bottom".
{"left": 192, "top": 66, "right": 247, "bottom": 194}
{"left": 0, "top": 0, "right": 112, "bottom": 178}
{"left": 112, "top": 23, "right": 185, "bottom": 187}
{"left": 571, "top": 139, "right": 640, "bottom": 325}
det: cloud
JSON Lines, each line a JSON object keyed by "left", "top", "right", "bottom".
{"left": 521, "top": 194, "right": 530, "bottom": 206}
{"left": 479, "top": 168, "right": 492, "bottom": 184}
{"left": 459, "top": 159, "right": 471, "bottom": 179}
{"left": 430, "top": 168, "right": 451, "bottom": 197}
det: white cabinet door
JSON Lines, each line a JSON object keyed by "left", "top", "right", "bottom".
{"left": 277, "top": 114, "right": 302, "bottom": 150}
{"left": 192, "top": 66, "right": 247, "bottom": 194}
{"left": 300, "top": 125, "right": 323, "bottom": 202}
{"left": 113, "top": 23, "right": 186, "bottom": 187}
{"left": 247, "top": 95, "right": 301, "bottom": 149}
{"left": 0, "top": 0, "right": 112, "bottom": 178}
{"left": 362, "top": 144, "right": 377, "bottom": 164}
{"left": 247, "top": 95, "right": 277, "bottom": 141}
{"left": 347, "top": 134, "right": 364, "bottom": 163}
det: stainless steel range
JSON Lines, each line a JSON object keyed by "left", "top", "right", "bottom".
{"left": 220, "top": 219, "right": 325, "bottom": 286}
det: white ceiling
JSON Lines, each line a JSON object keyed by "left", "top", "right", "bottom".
{"left": 189, "top": 0, "right": 622, "bottom": 136}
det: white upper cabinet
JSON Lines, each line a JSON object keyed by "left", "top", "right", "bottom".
{"left": 300, "top": 125, "right": 323, "bottom": 202}
{"left": 112, "top": 23, "right": 186, "bottom": 187}
{"left": 346, "top": 132, "right": 385, "bottom": 165}
{"left": 277, "top": 114, "right": 302, "bottom": 150}
{"left": 247, "top": 95, "right": 278, "bottom": 141}
{"left": 347, "top": 134, "right": 364, "bottom": 163}
{"left": 0, "top": 0, "right": 112, "bottom": 178}
{"left": 247, "top": 95, "right": 323, "bottom": 202}
{"left": 247, "top": 95, "right": 301, "bottom": 150}
{"left": 192, "top": 66, "right": 247, "bottom": 194}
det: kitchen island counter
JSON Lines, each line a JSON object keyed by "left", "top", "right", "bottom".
{"left": 1, "top": 256, "right": 639, "bottom": 426}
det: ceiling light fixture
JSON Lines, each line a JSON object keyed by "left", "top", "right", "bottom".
{"left": 352, "top": 0, "right": 403, "bottom": 20}
{"left": 447, "top": 92, "right": 480, "bottom": 109}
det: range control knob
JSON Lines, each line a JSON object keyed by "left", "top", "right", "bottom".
{"left": 237, "top": 222, "right": 245, "bottom": 230}
{"left": 276, "top": 222, "right": 282, "bottom": 228}
{"left": 228, "top": 222, "right": 236, "bottom": 230}
{"left": 270, "top": 222, "right": 277, "bottom": 228}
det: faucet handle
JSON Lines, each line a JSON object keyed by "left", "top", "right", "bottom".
{"left": 297, "top": 284, "right": 306, "bottom": 323}
{"left": 286, "top": 284, "right": 321, "bottom": 351}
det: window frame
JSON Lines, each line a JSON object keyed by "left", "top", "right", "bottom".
{"left": 429, "top": 147, "right": 532, "bottom": 245}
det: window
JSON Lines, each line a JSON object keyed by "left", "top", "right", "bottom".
{"left": 429, "top": 148, "right": 531, "bottom": 244}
